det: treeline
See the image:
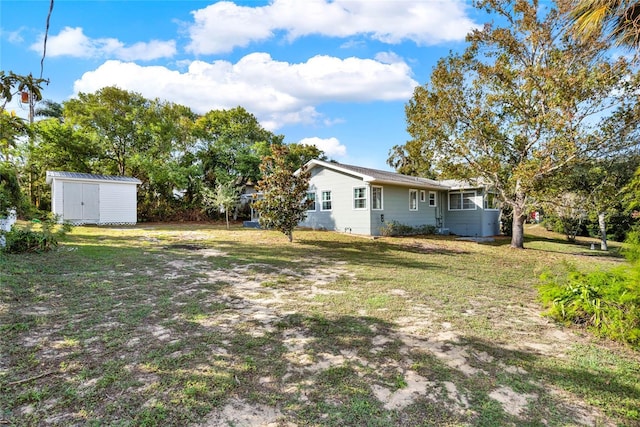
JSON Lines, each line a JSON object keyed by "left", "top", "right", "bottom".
{"left": 4, "top": 85, "right": 324, "bottom": 221}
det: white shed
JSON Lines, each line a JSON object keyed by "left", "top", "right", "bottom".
{"left": 46, "top": 171, "right": 142, "bottom": 225}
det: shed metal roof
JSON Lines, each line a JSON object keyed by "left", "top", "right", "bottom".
{"left": 46, "top": 171, "right": 142, "bottom": 185}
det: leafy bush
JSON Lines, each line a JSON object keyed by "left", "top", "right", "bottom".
{"left": 544, "top": 211, "right": 634, "bottom": 243}
{"left": 500, "top": 205, "right": 513, "bottom": 236}
{"left": 623, "top": 230, "right": 640, "bottom": 263}
{"left": 380, "top": 221, "right": 436, "bottom": 237}
{"left": 541, "top": 213, "right": 588, "bottom": 242}
{"left": 1, "top": 216, "right": 72, "bottom": 253}
{"left": 0, "top": 164, "right": 26, "bottom": 217}
{"left": 586, "top": 211, "right": 634, "bottom": 243}
{"left": 538, "top": 238, "right": 640, "bottom": 349}
{"left": 542, "top": 215, "right": 565, "bottom": 234}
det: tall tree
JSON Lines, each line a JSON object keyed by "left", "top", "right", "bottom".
{"left": 286, "top": 142, "right": 326, "bottom": 170}
{"left": 0, "top": 72, "right": 47, "bottom": 164}
{"left": 254, "top": 144, "right": 310, "bottom": 242}
{"left": 35, "top": 99, "right": 63, "bottom": 120}
{"left": 129, "top": 100, "right": 199, "bottom": 220}
{"left": 0, "top": 71, "right": 47, "bottom": 216}
{"left": 574, "top": 157, "right": 639, "bottom": 249}
{"left": 401, "top": 0, "right": 639, "bottom": 248}
{"left": 0, "top": 111, "right": 28, "bottom": 163}
{"left": 387, "top": 139, "right": 437, "bottom": 178}
{"left": 28, "top": 119, "right": 100, "bottom": 208}
{"left": 570, "top": 0, "right": 640, "bottom": 50}
{"left": 194, "top": 107, "right": 283, "bottom": 187}
{"left": 0, "top": 71, "right": 47, "bottom": 111}
{"left": 64, "top": 86, "right": 152, "bottom": 176}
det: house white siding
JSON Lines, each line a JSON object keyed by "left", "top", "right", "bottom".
{"left": 300, "top": 167, "right": 371, "bottom": 234}
{"left": 445, "top": 189, "right": 500, "bottom": 237}
{"left": 372, "top": 185, "right": 439, "bottom": 235}
{"left": 482, "top": 210, "right": 501, "bottom": 237}
{"left": 99, "top": 183, "right": 138, "bottom": 224}
{"left": 51, "top": 178, "right": 63, "bottom": 218}
{"left": 296, "top": 161, "right": 501, "bottom": 238}
{"left": 47, "top": 171, "right": 140, "bottom": 225}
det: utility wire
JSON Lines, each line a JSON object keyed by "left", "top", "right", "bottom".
{"left": 40, "top": 0, "right": 54, "bottom": 80}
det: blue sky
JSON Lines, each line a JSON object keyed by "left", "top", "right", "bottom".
{"left": 1, "top": 0, "right": 484, "bottom": 170}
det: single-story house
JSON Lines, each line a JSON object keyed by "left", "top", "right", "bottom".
{"left": 46, "top": 171, "right": 142, "bottom": 225}
{"left": 297, "top": 160, "right": 500, "bottom": 237}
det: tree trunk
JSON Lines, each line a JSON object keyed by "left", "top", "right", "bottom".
{"left": 598, "top": 211, "right": 608, "bottom": 251}
{"left": 225, "top": 210, "right": 229, "bottom": 229}
{"left": 510, "top": 193, "right": 527, "bottom": 249}
{"left": 287, "top": 231, "right": 293, "bottom": 243}
{"left": 511, "top": 212, "right": 526, "bottom": 249}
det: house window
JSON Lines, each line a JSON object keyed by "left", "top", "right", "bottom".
{"left": 420, "top": 190, "right": 426, "bottom": 202}
{"left": 372, "top": 186, "right": 383, "bottom": 210}
{"left": 353, "top": 187, "right": 367, "bottom": 209}
{"left": 484, "top": 192, "right": 500, "bottom": 210}
{"left": 429, "top": 191, "right": 436, "bottom": 207}
{"left": 462, "top": 192, "right": 476, "bottom": 209}
{"left": 321, "top": 191, "right": 332, "bottom": 211}
{"left": 306, "top": 192, "right": 316, "bottom": 211}
{"left": 449, "top": 191, "right": 476, "bottom": 210}
{"left": 409, "top": 189, "right": 418, "bottom": 211}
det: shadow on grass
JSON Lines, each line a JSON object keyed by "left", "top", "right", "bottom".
{"left": 481, "top": 233, "right": 624, "bottom": 258}
{"left": 3, "top": 251, "right": 639, "bottom": 426}
{"left": 455, "top": 335, "right": 640, "bottom": 424}
{"left": 205, "top": 237, "right": 455, "bottom": 273}
{"left": 3, "top": 225, "right": 636, "bottom": 424}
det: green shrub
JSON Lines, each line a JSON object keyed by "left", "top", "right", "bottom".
{"left": 1, "top": 216, "right": 72, "bottom": 253}
{"left": 500, "top": 205, "right": 513, "bottom": 236}
{"left": 544, "top": 211, "right": 634, "bottom": 243}
{"left": 542, "top": 213, "right": 588, "bottom": 242}
{"left": 542, "top": 216, "right": 565, "bottom": 234}
{"left": 538, "top": 239, "right": 640, "bottom": 348}
{"left": 623, "top": 230, "right": 640, "bottom": 263}
{"left": 379, "top": 221, "right": 436, "bottom": 237}
{"left": 0, "top": 164, "right": 27, "bottom": 217}
{"left": 586, "top": 211, "right": 634, "bottom": 243}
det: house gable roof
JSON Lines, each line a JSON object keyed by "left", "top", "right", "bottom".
{"left": 302, "top": 160, "right": 451, "bottom": 190}
{"left": 46, "top": 171, "right": 142, "bottom": 185}
{"left": 438, "top": 178, "right": 490, "bottom": 190}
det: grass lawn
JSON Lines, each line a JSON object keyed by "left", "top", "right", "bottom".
{"left": 1, "top": 223, "right": 639, "bottom": 426}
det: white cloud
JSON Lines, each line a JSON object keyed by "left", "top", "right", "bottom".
{"left": 299, "top": 137, "right": 347, "bottom": 158}
{"left": 187, "top": 1, "right": 275, "bottom": 54}
{"left": 72, "top": 53, "right": 417, "bottom": 129}
{"left": 30, "top": 26, "right": 176, "bottom": 61}
{"left": 374, "top": 51, "right": 405, "bottom": 65}
{"left": 340, "top": 39, "right": 366, "bottom": 50}
{"left": 1, "top": 27, "right": 25, "bottom": 44}
{"left": 112, "top": 40, "right": 177, "bottom": 61}
{"left": 186, "top": 0, "right": 479, "bottom": 55}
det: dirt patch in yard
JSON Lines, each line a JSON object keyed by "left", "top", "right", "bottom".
{"left": 198, "top": 397, "right": 288, "bottom": 426}
{"left": 162, "top": 240, "right": 612, "bottom": 426}
{"left": 1, "top": 228, "right": 627, "bottom": 426}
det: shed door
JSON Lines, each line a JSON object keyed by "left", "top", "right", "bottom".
{"left": 82, "top": 184, "right": 99, "bottom": 221}
{"left": 63, "top": 182, "right": 99, "bottom": 222}
{"left": 63, "top": 183, "right": 83, "bottom": 220}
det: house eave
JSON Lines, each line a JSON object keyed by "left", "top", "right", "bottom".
{"left": 299, "top": 160, "right": 452, "bottom": 190}
{"left": 297, "top": 159, "right": 371, "bottom": 180}
{"left": 365, "top": 178, "right": 450, "bottom": 190}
